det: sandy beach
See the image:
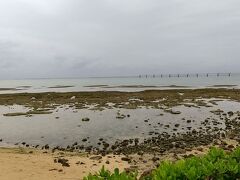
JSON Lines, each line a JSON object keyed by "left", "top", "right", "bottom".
{"left": 0, "top": 148, "right": 130, "bottom": 180}
{"left": 0, "top": 138, "right": 238, "bottom": 180}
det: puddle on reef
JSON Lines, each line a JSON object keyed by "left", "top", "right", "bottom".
{"left": 0, "top": 99, "right": 239, "bottom": 148}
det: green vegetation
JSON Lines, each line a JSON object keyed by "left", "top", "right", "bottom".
{"left": 84, "top": 147, "right": 240, "bottom": 180}
{"left": 84, "top": 167, "right": 138, "bottom": 180}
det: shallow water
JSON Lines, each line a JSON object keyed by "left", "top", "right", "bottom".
{"left": 0, "top": 75, "right": 240, "bottom": 94}
{"left": 0, "top": 99, "right": 238, "bottom": 148}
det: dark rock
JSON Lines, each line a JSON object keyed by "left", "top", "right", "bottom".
{"left": 228, "top": 145, "right": 235, "bottom": 149}
{"left": 82, "top": 138, "right": 88, "bottom": 142}
{"left": 152, "top": 157, "right": 160, "bottom": 162}
{"left": 228, "top": 111, "right": 234, "bottom": 116}
{"left": 44, "top": 144, "right": 49, "bottom": 149}
{"left": 196, "top": 147, "right": 203, "bottom": 152}
{"left": 90, "top": 156, "right": 102, "bottom": 160}
{"left": 116, "top": 114, "right": 126, "bottom": 119}
{"left": 73, "top": 142, "right": 78, "bottom": 146}
{"left": 121, "top": 157, "right": 131, "bottom": 162}
{"left": 175, "top": 124, "right": 180, "bottom": 128}
{"left": 192, "top": 129, "right": 197, "bottom": 134}
{"left": 57, "top": 158, "right": 70, "bottom": 167}
{"left": 82, "top": 117, "right": 90, "bottom": 121}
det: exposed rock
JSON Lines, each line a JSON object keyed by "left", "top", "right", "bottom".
{"left": 90, "top": 156, "right": 102, "bottom": 161}
{"left": 152, "top": 156, "right": 160, "bottom": 162}
{"left": 82, "top": 117, "right": 90, "bottom": 122}
{"left": 106, "top": 160, "right": 110, "bottom": 164}
{"left": 121, "top": 157, "right": 131, "bottom": 162}
{"left": 57, "top": 158, "right": 70, "bottom": 167}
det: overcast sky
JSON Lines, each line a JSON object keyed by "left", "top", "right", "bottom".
{"left": 0, "top": 0, "right": 240, "bottom": 79}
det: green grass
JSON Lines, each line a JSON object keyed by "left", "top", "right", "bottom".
{"left": 84, "top": 147, "right": 240, "bottom": 180}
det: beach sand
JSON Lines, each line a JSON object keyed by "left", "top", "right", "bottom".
{"left": 0, "top": 148, "right": 129, "bottom": 180}
{"left": 0, "top": 138, "right": 238, "bottom": 180}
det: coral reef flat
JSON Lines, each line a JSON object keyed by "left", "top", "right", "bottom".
{"left": 1, "top": 88, "right": 240, "bottom": 178}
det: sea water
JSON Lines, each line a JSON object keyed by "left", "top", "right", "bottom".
{"left": 0, "top": 74, "right": 239, "bottom": 94}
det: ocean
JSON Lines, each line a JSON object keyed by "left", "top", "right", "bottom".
{"left": 0, "top": 74, "right": 240, "bottom": 94}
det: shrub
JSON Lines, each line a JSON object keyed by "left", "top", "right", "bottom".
{"left": 83, "top": 166, "right": 138, "bottom": 180}
{"left": 84, "top": 147, "right": 240, "bottom": 180}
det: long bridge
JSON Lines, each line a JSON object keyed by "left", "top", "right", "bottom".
{"left": 90, "top": 73, "right": 239, "bottom": 79}
{"left": 138, "top": 73, "right": 234, "bottom": 78}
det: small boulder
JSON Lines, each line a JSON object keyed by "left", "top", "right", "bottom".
{"left": 90, "top": 156, "right": 102, "bottom": 161}
{"left": 82, "top": 117, "right": 90, "bottom": 122}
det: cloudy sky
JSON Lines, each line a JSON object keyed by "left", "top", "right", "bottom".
{"left": 0, "top": 0, "right": 240, "bottom": 79}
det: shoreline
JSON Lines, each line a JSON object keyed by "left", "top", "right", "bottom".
{"left": 0, "top": 138, "right": 238, "bottom": 179}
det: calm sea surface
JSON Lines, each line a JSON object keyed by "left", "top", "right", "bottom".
{"left": 0, "top": 74, "right": 240, "bottom": 94}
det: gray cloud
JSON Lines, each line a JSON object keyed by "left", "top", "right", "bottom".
{"left": 0, "top": 0, "right": 240, "bottom": 78}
